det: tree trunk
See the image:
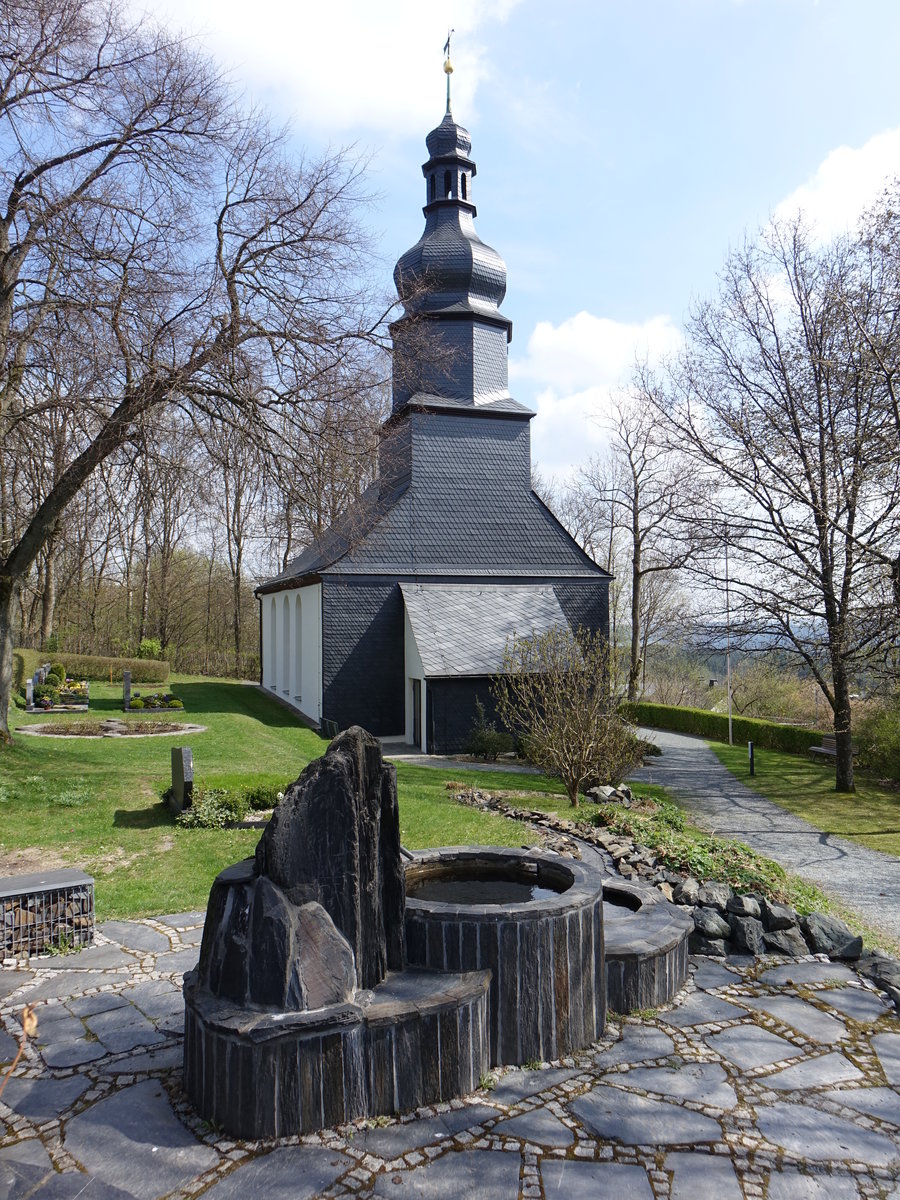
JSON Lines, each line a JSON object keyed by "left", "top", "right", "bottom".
{"left": 832, "top": 666, "right": 855, "bottom": 793}
{"left": 0, "top": 576, "right": 16, "bottom": 743}
{"left": 40, "top": 545, "right": 57, "bottom": 648}
{"left": 628, "top": 515, "right": 642, "bottom": 702}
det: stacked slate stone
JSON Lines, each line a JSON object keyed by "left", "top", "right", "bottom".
{"left": 190, "top": 725, "right": 403, "bottom": 1012}
{"left": 452, "top": 786, "right": 900, "bottom": 1014}
{"left": 183, "top": 728, "right": 492, "bottom": 1138}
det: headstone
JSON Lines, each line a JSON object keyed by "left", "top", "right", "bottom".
{"left": 25, "top": 679, "right": 33, "bottom": 707}
{"left": 122, "top": 670, "right": 131, "bottom": 710}
{"left": 170, "top": 747, "right": 193, "bottom": 814}
{"left": 34, "top": 669, "right": 44, "bottom": 686}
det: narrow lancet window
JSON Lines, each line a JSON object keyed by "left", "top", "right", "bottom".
{"left": 444, "top": 169, "right": 451, "bottom": 197}
{"left": 461, "top": 173, "right": 467, "bottom": 200}
{"left": 430, "top": 174, "right": 435, "bottom": 201}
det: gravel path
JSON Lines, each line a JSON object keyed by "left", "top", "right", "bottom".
{"left": 632, "top": 728, "right": 900, "bottom": 946}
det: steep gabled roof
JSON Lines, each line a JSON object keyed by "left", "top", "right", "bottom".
{"left": 400, "top": 583, "right": 569, "bottom": 676}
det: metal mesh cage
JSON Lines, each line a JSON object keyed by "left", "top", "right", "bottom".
{"left": 0, "top": 869, "right": 94, "bottom": 957}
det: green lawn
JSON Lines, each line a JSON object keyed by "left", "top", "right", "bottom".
{"left": 709, "top": 741, "right": 900, "bottom": 857}
{"left": 1, "top": 677, "right": 557, "bottom": 918}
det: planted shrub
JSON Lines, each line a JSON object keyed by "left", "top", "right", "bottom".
{"left": 856, "top": 702, "right": 900, "bottom": 782}
{"left": 129, "top": 698, "right": 145, "bottom": 709}
{"left": 177, "top": 787, "right": 249, "bottom": 829}
{"left": 50, "top": 662, "right": 66, "bottom": 682}
{"left": 168, "top": 699, "right": 184, "bottom": 709}
{"left": 33, "top": 683, "right": 60, "bottom": 705}
{"left": 468, "top": 697, "right": 514, "bottom": 761}
{"left": 25, "top": 652, "right": 170, "bottom": 683}
{"left": 241, "top": 783, "right": 282, "bottom": 810}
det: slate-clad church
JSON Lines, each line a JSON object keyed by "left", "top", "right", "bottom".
{"left": 256, "top": 87, "right": 611, "bottom": 753}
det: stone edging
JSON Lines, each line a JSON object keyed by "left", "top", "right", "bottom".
{"left": 18, "top": 721, "right": 208, "bottom": 738}
{"left": 453, "top": 788, "right": 900, "bottom": 1015}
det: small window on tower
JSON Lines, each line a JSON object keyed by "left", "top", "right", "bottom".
{"left": 444, "top": 169, "right": 451, "bottom": 197}
{"left": 429, "top": 174, "right": 435, "bottom": 201}
{"left": 461, "top": 173, "right": 467, "bottom": 200}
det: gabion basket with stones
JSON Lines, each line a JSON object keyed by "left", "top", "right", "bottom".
{"left": 1, "top": 869, "right": 94, "bottom": 957}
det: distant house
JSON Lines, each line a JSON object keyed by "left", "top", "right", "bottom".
{"left": 255, "top": 102, "right": 610, "bottom": 753}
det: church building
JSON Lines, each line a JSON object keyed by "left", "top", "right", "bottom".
{"left": 256, "top": 67, "right": 611, "bottom": 753}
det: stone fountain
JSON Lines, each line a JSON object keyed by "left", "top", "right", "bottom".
{"left": 183, "top": 728, "right": 491, "bottom": 1137}
{"left": 184, "top": 728, "right": 689, "bottom": 1138}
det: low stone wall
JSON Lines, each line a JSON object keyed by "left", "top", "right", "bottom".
{"left": 405, "top": 847, "right": 606, "bottom": 1066}
{"left": 1, "top": 868, "right": 94, "bottom": 958}
{"left": 183, "top": 966, "right": 491, "bottom": 1138}
{"left": 602, "top": 878, "right": 692, "bottom": 1014}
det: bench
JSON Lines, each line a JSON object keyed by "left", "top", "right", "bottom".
{"left": 809, "top": 734, "right": 858, "bottom": 762}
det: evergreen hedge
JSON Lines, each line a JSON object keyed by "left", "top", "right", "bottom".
{"left": 620, "top": 701, "right": 824, "bottom": 755}
{"left": 14, "top": 648, "right": 169, "bottom": 685}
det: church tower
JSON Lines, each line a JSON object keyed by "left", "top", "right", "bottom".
{"left": 390, "top": 79, "right": 512, "bottom": 411}
{"left": 256, "top": 57, "right": 610, "bottom": 752}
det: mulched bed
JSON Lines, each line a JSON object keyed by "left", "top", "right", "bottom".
{"left": 20, "top": 720, "right": 205, "bottom": 738}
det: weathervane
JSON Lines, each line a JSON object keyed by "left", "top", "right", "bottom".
{"left": 443, "top": 29, "right": 454, "bottom": 114}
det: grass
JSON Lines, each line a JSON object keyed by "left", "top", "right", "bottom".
{"left": 708, "top": 741, "right": 900, "bottom": 857}
{"left": 1, "top": 676, "right": 543, "bottom": 918}
{"left": 1, "top": 675, "right": 863, "bottom": 932}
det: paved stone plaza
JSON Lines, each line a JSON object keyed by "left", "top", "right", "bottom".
{"left": 1, "top": 915, "right": 899, "bottom": 1198}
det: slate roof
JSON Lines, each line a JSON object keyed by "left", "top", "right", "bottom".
{"left": 400, "top": 583, "right": 570, "bottom": 677}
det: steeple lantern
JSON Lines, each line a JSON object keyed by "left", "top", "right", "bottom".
{"left": 390, "top": 64, "right": 514, "bottom": 415}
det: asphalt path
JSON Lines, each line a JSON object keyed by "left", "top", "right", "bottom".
{"left": 631, "top": 727, "right": 900, "bottom": 947}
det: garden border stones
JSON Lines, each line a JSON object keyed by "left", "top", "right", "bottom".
{"left": 452, "top": 786, "right": 900, "bottom": 1016}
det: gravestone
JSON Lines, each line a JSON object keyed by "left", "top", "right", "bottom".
{"left": 122, "top": 670, "right": 131, "bottom": 710}
{"left": 25, "top": 680, "right": 33, "bottom": 707}
{"left": 169, "top": 747, "right": 193, "bottom": 814}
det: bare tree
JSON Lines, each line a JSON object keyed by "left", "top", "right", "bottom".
{"left": 0, "top": 0, "right": 383, "bottom": 741}
{"left": 492, "top": 626, "right": 644, "bottom": 807}
{"left": 573, "top": 392, "right": 707, "bottom": 701}
{"left": 652, "top": 216, "right": 900, "bottom": 791}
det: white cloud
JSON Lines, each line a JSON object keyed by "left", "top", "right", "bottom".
{"left": 135, "top": 0, "right": 521, "bottom": 136}
{"left": 510, "top": 311, "right": 682, "bottom": 480}
{"left": 775, "top": 127, "right": 900, "bottom": 239}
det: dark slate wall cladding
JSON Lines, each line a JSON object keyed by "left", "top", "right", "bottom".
{"left": 471, "top": 322, "right": 509, "bottom": 397}
{"left": 405, "top": 850, "right": 606, "bottom": 1066}
{"left": 428, "top": 678, "right": 503, "bottom": 755}
{"left": 553, "top": 582, "right": 610, "bottom": 639}
{"left": 321, "top": 581, "right": 404, "bottom": 735}
{"left": 183, "top": 970, "right": 491, "bottom": 1139}
{"left": 410, "top": 409, "right": 530, "bottom": 490}
{"left": 603, "top": 884, "right": 693, "bottom": 1015}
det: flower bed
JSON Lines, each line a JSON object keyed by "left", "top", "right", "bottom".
{"left": 127, "top": 691, "right": 184, "bottom": 711}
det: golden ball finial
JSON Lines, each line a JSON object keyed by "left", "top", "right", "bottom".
{"left": 444, "top": 56, "right": 454, "bottom": 75}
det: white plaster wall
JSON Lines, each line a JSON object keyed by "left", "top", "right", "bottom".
{"left": 280, "top": 593, "right": 292, "bottom": 695}
{"left": 263, "top": 595, "right": 278, "bottom": 690}
{"left": 260, "top": 584, "right": 322, "bottom": 721}
{"left": 300, "top": 584, "right": 322, "bottom": 721}
{"left": 403, "top": 608, "right": 427, "bottom": 747}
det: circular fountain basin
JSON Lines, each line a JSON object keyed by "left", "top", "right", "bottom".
{"left": 404, "top": 847, "right": 605, "bottom": 1066}
{"left": 600, "top": 877, "right": 693, "bottom": 1014}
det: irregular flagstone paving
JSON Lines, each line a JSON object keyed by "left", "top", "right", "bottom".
{"left": 1, "top": 915, "right": 899, "bottom": 1198}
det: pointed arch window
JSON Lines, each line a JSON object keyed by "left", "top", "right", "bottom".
{"left": 443, "top": 169, "right": 451, "bottom": 198}
{"left": 429, "top": 174, "right": 435, "bottom": 201}
{"left": 461, "top": 173, "right": 467, "bottom": 200}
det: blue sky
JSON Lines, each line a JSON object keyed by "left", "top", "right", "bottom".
{"left": 141, "top": 0, "right": 900, "bottom": 477}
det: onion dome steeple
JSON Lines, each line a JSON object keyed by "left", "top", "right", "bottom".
{"left": 390, "top": 47, "right": 514, "bottom": 415}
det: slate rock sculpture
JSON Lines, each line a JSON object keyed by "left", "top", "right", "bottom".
{"left": 195, "top": 726, "right": 404, "bottom": 1010}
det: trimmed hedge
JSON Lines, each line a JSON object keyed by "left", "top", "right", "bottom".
{"left": 14, "top": 648, "right": 169, "bottom": 685}
{"left": 620, "top": 701, "right": 824, "bottom": 755}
